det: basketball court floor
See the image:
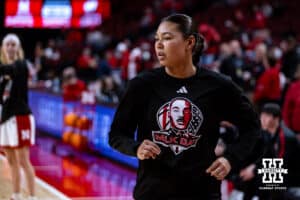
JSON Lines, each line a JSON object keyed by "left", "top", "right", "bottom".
{"left": 0, "top": 135, "right": 136, "bottom": 200}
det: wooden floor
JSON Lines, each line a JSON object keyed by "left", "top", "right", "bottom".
{"left": 0, "top": 155, "right": 70, "bottom": 200}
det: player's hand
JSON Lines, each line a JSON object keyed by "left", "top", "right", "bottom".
{"left": 137, "top": 139, "right": 161, "bottom": 160}
{"left": 206, "top": 157, "right": 231, "bottom": 180}
{"left": 239, "top": 164, "right": 256, "bottom": 181}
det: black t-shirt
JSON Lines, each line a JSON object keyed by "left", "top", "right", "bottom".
{"left": 0, "top": 60, "right": 32, "bottom": 123}
{"left": 109, "top": 66, "right": 260, "bottom": 199}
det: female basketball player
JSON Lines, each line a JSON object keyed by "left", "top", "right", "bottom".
{"left": 0, "top": 34, "right": 36, "bottom": 200}
{"left": 109, "top": 14, "right": 260, "bottom": 199}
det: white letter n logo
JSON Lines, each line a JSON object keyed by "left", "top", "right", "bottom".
{"left": 21, "top": 130, "right": 30, "bottom": 140}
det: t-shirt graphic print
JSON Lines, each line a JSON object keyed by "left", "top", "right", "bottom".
{"left": 152, "top": 97, "right": 203, "bottom": 155}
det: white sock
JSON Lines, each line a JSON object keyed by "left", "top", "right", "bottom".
{"left": 11, "top": 193, "right": 22, "bottom": 200}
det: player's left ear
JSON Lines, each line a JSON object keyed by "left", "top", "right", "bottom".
{"left": 186, "top": 35, "right": 195, "bottom": 51}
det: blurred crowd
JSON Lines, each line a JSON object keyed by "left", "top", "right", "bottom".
{"left": 24, "top": 0, "right": 299, "bottom": 106}
{"left": 22, "top": 0, "right": 300, "bottom": 126}
{"left": 25, "top": 0, "right": 300, "bottom": 128}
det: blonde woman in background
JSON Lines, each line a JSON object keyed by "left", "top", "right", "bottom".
{"left": 0, "top": 33, "right": 36, "bottom": 200}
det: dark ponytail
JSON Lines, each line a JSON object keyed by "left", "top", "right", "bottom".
{"left": 161, "top": 13, "right": 205, "bottom": 65}
{"left": 192, "top": 33, "right": 205, "bottom": 65}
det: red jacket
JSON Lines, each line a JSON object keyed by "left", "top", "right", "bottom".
{"left": 63, "top": 80, "right": 86, "bottom": 101}
{"left": 253, "top": 66, "right": 281, "bottom": 104}
{"left": 282, "top": 80, "right": 300, "bottom": 132}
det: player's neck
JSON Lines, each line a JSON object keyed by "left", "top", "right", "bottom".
{"left": 165, "top": 64, "right": 196, "bottom": 79}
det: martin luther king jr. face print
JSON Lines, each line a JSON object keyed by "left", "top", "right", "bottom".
{"left": 169, "top": 98, "right": 192, "bottom": 130}
{"left": 154, "top": 97, "right": 204, "bottom": 155}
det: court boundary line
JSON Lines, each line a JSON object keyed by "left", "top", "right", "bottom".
{"left": 0, "top": 154, "right": 71, "bottom": 200}
{"left": 35, "top": 177, "right": 71, "bottom": 200}
{"left": 71, "top": 197, "right": 132, "bottom": 200}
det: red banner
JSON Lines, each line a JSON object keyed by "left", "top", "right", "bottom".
{"left": 5, "top": 0, "right": 111, "bottom": 28}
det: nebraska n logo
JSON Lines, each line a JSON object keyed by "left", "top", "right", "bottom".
{"left": 21, "top": 130, "right": 30, "bottom": 140}
{"left": 258, "top": 158, "right": 288, "bottom": 184}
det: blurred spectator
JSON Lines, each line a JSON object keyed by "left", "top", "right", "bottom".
{"left": 101, "top": 76, "right": 122, "bottom": 104}
{"left": 234, "top": 9, "right": 246, "bottom": 27}
{"left": 140, "top": 7, "right": 155, "bottom": 27}
{"left": 88, "top": 79, "right": 104, "bottom": 103}
{"left": 76, "top": 47, "right": 98, "bottom": 82}
{"left": 33, "top": 42, "right": 46, "bottom": 80}
{"left": 261, "top": 2, "right": 273, "bottom": 18}
{"left": 62, "top": 67, "right": 86, "bottom": 101}
{"left": 282, "top": 63, "right": 300, "bottom": 135}
{"left": 117, "top": 41, "right": 131, "bottom": 82}
{"left": 213, "top": 42, "right": 232, "bottom": 72}
{"left": 253, "top": 46, "right": 282, "bottom": 110}
{"left": 65, "top": 29, "right": 83, "bottom": 45}
{"left": 225, "top": 0, "right": 240, "bottom": 6}
{"left": 126, "top": 47, "right": 142, "bottom": 80}
{"left": 251, "top": 43, "right": 268, "bottom": 79}
{"left": 248, "top": 4, "right": 267, "bottom": 30}
{"left": 27, "top": 60, "right": 38, "bottom": 88}
{"left": 198, "top": 23, "right": 221, "bottom": 66}
{"left": 43, "top": 39, "right": 61, "bottom": 79}
{"left": 224, "top": 18, "right": 243, "bottom": 42}
{"left": 160, "top": 0, "right": 184, "bottom": 14}
{"left": 86, "top": 29, "right": 110, "bottom": 53}
{"left": 140, "top": 41, "right": 153, "bottom": 71}
{"left": 105, "top": 50, "right": 122, "bottom": 86}
{"left": 281, "top": 33, "right": 300, "bottom": 81}
{"left": 44, "top": 39, "right": 61, "bottom": 62}
{"left": 105, "top": 50, "right": 118, "bottom": 70}
{"left": 245, "top": 29, "right": 272, "bottom": 53}
{"left": 97, "top": 52, "right": 112, "bottom": 77}
{"left": 219, "top": 40, "right": 249, "bottom": 90}
{"left": 140, "top": 7, "right": 156, "bottom": 35}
